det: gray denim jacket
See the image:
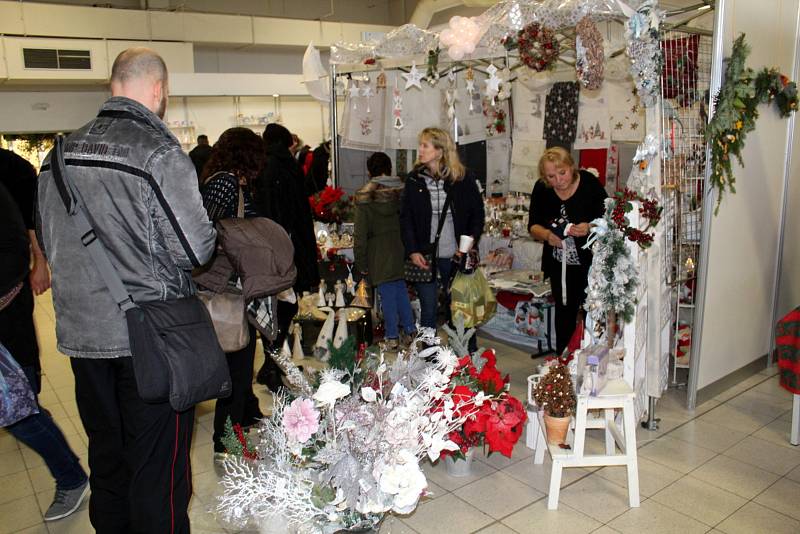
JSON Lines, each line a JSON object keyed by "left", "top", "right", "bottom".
{"left": 37, "top": 97, "right": 217, "bottom": 358}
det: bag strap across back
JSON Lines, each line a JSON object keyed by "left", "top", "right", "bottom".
{"left": 49, "top": 135, "right": 137, "bottom": 312}
{"left": 431, "top": 190, "right": 453, "bottom": 256}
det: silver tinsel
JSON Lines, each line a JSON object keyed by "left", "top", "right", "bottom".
{"left": 621, "top": 0, "right": 664, "bottom": 108}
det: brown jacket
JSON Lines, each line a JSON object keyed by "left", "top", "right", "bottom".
{"left": 194, "top": 217, "right": 296, "bottom": 300}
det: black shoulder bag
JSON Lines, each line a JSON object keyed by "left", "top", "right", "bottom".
{"left": 50, "top": 135, "right": 231, "bottom": 412}
{"left": 404, "top": 191, "right": 452, "bottom": 283}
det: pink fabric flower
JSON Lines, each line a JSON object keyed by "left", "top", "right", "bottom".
{"left": 283, "top": 398, "right": 320, "bottom": 443}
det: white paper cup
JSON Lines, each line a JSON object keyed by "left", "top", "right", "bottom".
{"left": 459, "top": 235, "right": 474, "bottom": 253}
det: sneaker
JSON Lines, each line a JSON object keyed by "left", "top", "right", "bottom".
{"left": 400, "top": 331, "right": 417, "bottom": 349}
{"left": 44, "top": 480, "right": 89, "bottom": 521}
{"left": 384, "top": 338, "right": 399, "bottom": 351}
{"left": 213, "top": 451, "right": 230, "bottom": 477}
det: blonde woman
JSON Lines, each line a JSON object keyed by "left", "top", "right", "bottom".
{"left": 528, "top": 147, "right": 607, "bottom": 355}
{"left": 400, "top": 127, "right": 485, "bottom": 337}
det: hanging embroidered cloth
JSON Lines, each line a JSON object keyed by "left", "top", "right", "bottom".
{"left": 543, "top": 81, "right": 580, "bottom": 148}
{"left": 574, "top": 88, "right": 611, "bottom": 150}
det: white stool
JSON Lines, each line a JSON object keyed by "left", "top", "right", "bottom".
{"left": 533, "top": 379, "right": 640, "bottom": 510}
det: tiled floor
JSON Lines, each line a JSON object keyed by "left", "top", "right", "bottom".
{"left": 2, "top": 294, "right": 799, "bottom": 533}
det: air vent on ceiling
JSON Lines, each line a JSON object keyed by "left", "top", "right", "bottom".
{"left": 23, "top": 48, "right": 91, "bottom": 70}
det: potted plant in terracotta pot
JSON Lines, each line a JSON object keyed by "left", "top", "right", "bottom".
{"left": 532, "top": 363, "right": 576, "bottom": 445}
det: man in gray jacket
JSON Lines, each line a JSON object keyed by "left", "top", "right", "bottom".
{"left": 36, "top": 48, "right": 216, "bottom": 533}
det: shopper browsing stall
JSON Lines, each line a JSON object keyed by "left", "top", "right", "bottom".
{"left": 528, "top": 147, "right": 607, "bottom": 355}
{"left": 354, "top": 152, "right": 416, "bottom": 350}
{"left": 400, "top": 127, "right": 484, "bottom": 334}
{"left": 198, "top": 127, "right": 267, "bottom": 458}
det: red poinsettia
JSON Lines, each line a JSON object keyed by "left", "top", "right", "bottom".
{"left": 440, "top": 349, "right": 526, "bottom": 459}
{"left": 308, "top": 186, "right": 353, "bottom": 223}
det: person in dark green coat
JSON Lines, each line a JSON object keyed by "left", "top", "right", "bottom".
{"left": 354, "top": 153, "right": 416, "bottom": 349}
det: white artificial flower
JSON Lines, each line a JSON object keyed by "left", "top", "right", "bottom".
{"left": 376, "top": 450, "right": 428, "bottom": 514}
{"left": 473, "top": 391, "right": 487, "bottom": 406}
{"left": 361, "top": 386, "right": 378, "bottom": 402}
{"left": 425, "top": 434, "right": 459, "bottom": 462}
{"left": 313, "top": 380, "right": 350, "bottom": 407}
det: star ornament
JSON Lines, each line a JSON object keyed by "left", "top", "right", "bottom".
{"left": 402, "top": 62, "right": 424, "bottom": 90}
{"left": 484, "top": 64, "right": 501, "bottom": 98}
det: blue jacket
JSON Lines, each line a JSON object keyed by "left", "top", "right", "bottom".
{"left": 399, "top": 167, "right": 485, "bottom": 259}
{"left": 36, "top": 97, "right": 216, "bottom": 358}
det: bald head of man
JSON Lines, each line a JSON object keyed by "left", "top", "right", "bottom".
{"left": 110, "top": 48, "right": 169, "bottom": 119}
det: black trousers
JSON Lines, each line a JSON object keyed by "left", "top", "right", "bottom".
{"left": 71, "top": 357, "right": 194, "bottom": 534}
{"left": 549, "top": 263, "right": 590, "bottom": 355}
{"left": 0, "top": 279, "right": 40, "bottom": 391}
{"left": 259, "top": 299, "right": 299, "bottom": 375}
{"left": 213, "top": 324, "right": 257, "bottom": 452}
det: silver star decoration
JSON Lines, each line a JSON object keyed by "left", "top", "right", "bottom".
{"left": 348, "top": 82, "right": 360, "bottom": 99}
{"left": 402, "top": 62, "right": 423, "bottom": 90}
{"left": 484, "top": 64, "right": 501, "bottom": 99}
{"left": 360, "top": 84, "right": 374, "bottom": 98}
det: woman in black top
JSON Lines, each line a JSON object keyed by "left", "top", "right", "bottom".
{"left": 528, "top": 147, "right": 607, "bottom": 355}
{"left": 199, "top": 127, "right": 267, "bottom": 456}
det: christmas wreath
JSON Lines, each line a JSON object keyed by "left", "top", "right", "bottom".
{"left": 575, "top": 16, "right": 604, "bottom": 90}
{"left": 705, "top": 34, "right": 798, "bottom": 213}
{"left": 507, "top": 22, "right": 560, "bottom": 73}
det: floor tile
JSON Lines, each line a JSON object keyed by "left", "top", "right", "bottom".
{"left": 590, "top": 527, "right": 621, "bottom": 534}
{"left": 402, "top": 493, "right": 493, "bottom": 534}
{"left": 474, "top": 523, "right": 516, "bottom": 534}
{"left": 638, "top": 436, "right": 717, "bottom": 474}
{"left": 0, "top": 495, "right": 46, "bottom": 534}
{"left": 421, "top": 479, "right": 447, "bottom": 500}
{"left": 0, "top": 470, "right": 35, "bottom": 505}
{"left": 0, "top": 433, "right": 19, "bottom": 454}
{"left": 753, "top": 477, "right": 800, "bottom": 521}
{"left": 594, "top": 457, "right": 683, "bottom": 498}
{"left": 500, "top": 455, "right": 592, "bottom": 495}
{"left": 715, "top": 501, "right": 800, "bottom": 534}
{"left": 454, "top": 470, "right": 544, "bottom": 519}
{"left": 502, "top": 499, "right": 601, "bottom": 534}
{"left": 558, "top": 473, "right": 634, "bottom": 523}
{"left": 0, "top": 448, "right": 27, "bottom": 476}
{"left": 786, "top": 464, "right": 800, "bottom": 483}
{"left": 650, "top": 475, "right": 747, "bottom": 526}
{"left": 421, "top": 455, "right": 497, "bottom": 492}
{"left": 726, "top": 390, "right": 793, "bottom": 417}
{"left": 667, "top": 419, "right": 749, "bottom": 453}
{"left": 607, "top": 499, "right": 708, "bottom": 534}
{"left": 752, "top": 418, "right": 800, "bottom": 449}
{"left": 690, "top": 454, "right": 780, "bottom": 499}
{"left": 697, "top": 404, "right": 777, "bottom": 433}
{"left": 380, "top": 515, "right": 418, "bottom": 533}
{"left": 14, "top": 525, "right": 48, "bottom": 534}
{"left": 475, "top": 441, "right": 534, "bottom": 470}
{"left": 721, "top": 435, "right": 800, "bottom": 475}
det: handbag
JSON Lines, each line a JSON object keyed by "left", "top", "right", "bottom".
{"left": 197, "top": 183, "right": 250, "bottom": 353}
{"left": 50, "top": 135, "right": 231, "bottom": 412}
{"left": 404, "top": 191, "right": 453, "bottom": 283}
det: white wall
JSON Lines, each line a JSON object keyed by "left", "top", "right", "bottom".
{"left": 778, "top": 90, "right": 800, "bottom": 316}
{"left": 0, "top": 90, "right": 108, "bottom": 133}
{"left": 696, "top": 0, "right": 800, "bottom": 389}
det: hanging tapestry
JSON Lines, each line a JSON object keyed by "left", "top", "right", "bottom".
{"left": 574, "top": 88, "right": 611, "bottom": 150}
{"left": 511, "top": 79, "right": 547, "bottom": 141}
{"left": 509, "top": 139, "right": 545, "bottom": 193}
{"left": 543, "top": 81, "right": 580, "bottom": 147}
{"left": 605, "top": 80, "right": 646, "bottom": 142}
{"left": 455, "top": 72, "right": 489, "bottom": 144}
{"left": 605, "top": 144, "right": 620, "bottom": 195}
{"left": 661, "top": 34, "right": 700, "bottom": 107}
{"left": 509, "top": 163, "right": 539, "bottom": 194}
{"left": 382, "top": 72, "right": 443, "bottom": 150}
{"left": 341, "top": 74, "right": 386, "bottom": 150}
{"left": 486, "top": 138, "right": 511, "bottom": 196}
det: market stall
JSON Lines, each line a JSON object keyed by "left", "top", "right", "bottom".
{"left": 320, "top": 0, "right": 670, "bottom": 423}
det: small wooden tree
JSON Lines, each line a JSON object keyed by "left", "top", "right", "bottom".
{"left": 532, "top": 364, "right": 576, "bottom": 418}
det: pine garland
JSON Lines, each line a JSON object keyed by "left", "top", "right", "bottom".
{"left": 705, "top": 34, "right": 798, "bottom": 213}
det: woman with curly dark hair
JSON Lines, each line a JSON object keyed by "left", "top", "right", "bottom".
{"left": 199, "top": 127, "right": 267, "bottom": 459}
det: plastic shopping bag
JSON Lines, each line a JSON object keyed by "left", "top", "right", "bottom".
{"left": 0, "top": 342, "right": 39, "bottom": 427}
{"left": 450, "top": 268, "right": 497, "bottom": 328}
